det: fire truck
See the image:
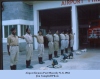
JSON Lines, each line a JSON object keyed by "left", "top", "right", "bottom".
{"left": 88, "top": 19, "right": 100, "bottom": 46}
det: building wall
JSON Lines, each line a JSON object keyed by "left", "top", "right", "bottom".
{"left": 3, "top": 42, "right": 27, "bottom": 53}
{"left": 2, "top": 2, "right": 33, "bottom": 21}
{"left": 3, "top": 43, "right": 7, "bottom": 53}
{"left": 2, "top": 2, "right": 34, "bottom": 53}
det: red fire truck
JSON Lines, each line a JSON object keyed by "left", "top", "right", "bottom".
{"left": 88, "top": 19, "right": 100, "bottom": 46}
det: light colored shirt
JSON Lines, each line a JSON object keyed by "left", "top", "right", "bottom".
{"left": 23, "top": 33, "right": 33, "bottom": 44}
{"left": 54, "top": 34, "right": 59, "bottom": 41}
{"left": 46, "top": 34, "right": 53, "bottom": 42}
{"left": 60, "top": 33, "right": 65, "bottom": 40}
{"left": 70, "top": 33, "right": 74, "bottom": 40}
{"left": 7, "top": 34, "right": 19, "bottom": 46}
{"left": 36, "top": 35, "right": 44, "bottom": 44}
{"left": 65, "top": 34, "right": 69, "bottom": 40}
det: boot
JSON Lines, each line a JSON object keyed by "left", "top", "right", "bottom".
{"left": 61, "top": 50, "right": 63, "bottom": 55}
{"left": 50, "top": 54, "right": 52, "bottom": 60}
{"left": 54, "top": 51, "right": 56, "bottom": 57}
{"left": 49, "top": 54, "right": 52, "bottom": 60}
{"left": 38, "top": 57, "right": 41, "bottom": 64}
{"left": 29, "top": 60, "right": 33, "bottom": 68}
{"left": 55, "top": 51, "right": 59, "bottom": 58}
{"left": 38, "top": 57, "right": 44, "bottom": 64}
{"left": 71, "top": 47, "right": 73, "bottom": 52}
{"left": 49, "top": 54, "right": 51, "bottom": 60}
{"left": 26, "top": 60, "right": 29, "bottom": 68}
{"left": 13, "top": 65, "right": 16, "bottom": 70}
{"left": 26, "top": 60, "right": 33, "bottom": 68}
{"left": 10, "top": 66, "right": 14, "bottom": 70}
{"left": 65, "top": 48, "right": 68, "bottom": 53}
{"left": 41, "top": 57, "right": 45, "bottom": 63}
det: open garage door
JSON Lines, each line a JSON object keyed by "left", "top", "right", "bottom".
{"left": 39, "top": 7, "right": 71, "bottom": 47}
{"left": 77, "top": 4, "right": 100, "bottom": 48}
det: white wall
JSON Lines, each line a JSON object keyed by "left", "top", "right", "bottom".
{"left": 2, "top": 19, "right": 34, "bottom": 25}
{"left": 33, "top": 1, "right": 100, "bottom": 10}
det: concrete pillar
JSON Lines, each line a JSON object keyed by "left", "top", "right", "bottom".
{"left": 2, "top": 25, "right": 4, "bottom": 38}
{"left": 17, "top": 25, "right": 20, "bottom": 36}
{"left": 34, "top": 10, "right": 39, "bottom": 49}
{"left": 18, "top": 24, "right": 21, "bottom": 43}
{"left": 71, "top": 5, "right": 79, "bottom": 50}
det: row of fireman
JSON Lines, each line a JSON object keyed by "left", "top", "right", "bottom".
{"left": 7, "top": 27, "right": 74, "bottom": 70}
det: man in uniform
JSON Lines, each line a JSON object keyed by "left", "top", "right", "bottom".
{"left": 34, "top": 30, "right": 45, "bottom": 64}
{"left": 60, "top": 30, "right": 65, "bottom": 55}
{"left": 53, "top": 30, "right": 59, "bottom": 58}
{"left": 69, "top": 30, "right": 74, "bottom": 52}
{"left": 7, "top": 27, "right": 19, "bottom": 70}
{"left": 46, "top": 30, "right": 54, "bottom": 60}
{"left": 64, "top": 30, "right": 69, "bottom": 54}
{"left": 18, "top": 27, "right": 33, "bottom": 68}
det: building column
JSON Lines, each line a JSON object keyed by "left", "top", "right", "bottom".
{"left": 17, "top": 25, "right": 20, "bottom": 36}
{"left": 34, "top": 10, "right": 39, "bottom": 49}
{"left": 17, "top": 24, "right": 21, "bottom": 43}
{"left": 2, "top": 25, "right": 4, "bottom": 38}
{"left": 71, "top": 5, "right": 79, "bottom": 50}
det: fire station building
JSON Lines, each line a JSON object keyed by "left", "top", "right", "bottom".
{"left": 2, "top": 0, "right": 100, "bottom": 52}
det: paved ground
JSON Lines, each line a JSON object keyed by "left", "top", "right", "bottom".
{"left": 3, "top": 47, "right": 100, "bottom": 70}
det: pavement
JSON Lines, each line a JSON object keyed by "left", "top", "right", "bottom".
{"left": 3, "top": 47, "right": 100, "bottom": 70}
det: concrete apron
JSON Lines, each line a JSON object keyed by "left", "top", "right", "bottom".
{"left": 23, "top": 49, "right": 100, "bottom": 70}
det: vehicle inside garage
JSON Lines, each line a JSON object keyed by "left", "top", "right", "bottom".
{"left": 77, "top": 4, "right": 100, "bottom": 48}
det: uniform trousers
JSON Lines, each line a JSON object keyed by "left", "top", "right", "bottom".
{"left": 38, "top": 44, "right": 44, "bottom": 57}
{"left": 54, "top": 41, "right": 59, "bottom": 51}
{"left": 61, "top": 40, "right": 65, "bottom": 50}
{"left": 10, "top": 46, "right": 19, "bottom": 66}
{"left": 48, "top": 42, "right": 54, "bottom": 54}
{"left": 26, "top": 44, "right": 33, "bottom": 61}
{"left": 70, "top": 39, "right": 74, "bottom": 47}
{"left": 65, "top": 39, "right": 69, "bottom": 48}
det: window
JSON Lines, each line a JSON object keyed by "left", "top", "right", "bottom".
{"left": 4, "top": 26, "right": 8, "bottom": 38}
{"left": 3, "top": 24, "right": 30, "bottom": 38}
{"left": 20, "top": 25, "right": 29, "bottom": 36}
{"left": 4, "top": 25, "right": 17, "bottom": 38}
